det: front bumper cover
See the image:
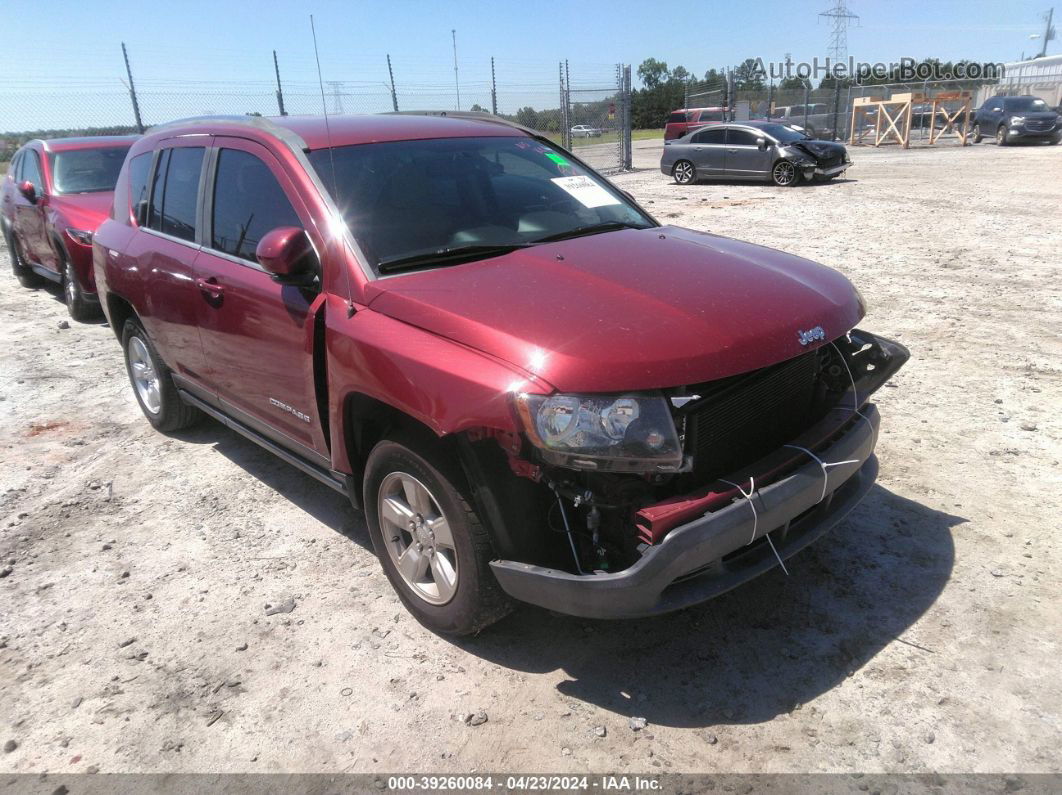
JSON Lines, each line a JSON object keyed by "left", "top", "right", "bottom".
{"left": 490, "top": 405, "right": 880, "bottom": 619}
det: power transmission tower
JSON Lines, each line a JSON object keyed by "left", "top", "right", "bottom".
{"left": 819, "top": 0, "right": 859, "bottom": 64}
{"left": 326, "top": 81, "right": 344, "bottom": 114}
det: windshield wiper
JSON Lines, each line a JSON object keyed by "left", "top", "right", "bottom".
{"left": 378, "top": 243, "right": 532, "bottom": 274}
{"left": 532, "top": 221, "right": 649, "bottom": 244}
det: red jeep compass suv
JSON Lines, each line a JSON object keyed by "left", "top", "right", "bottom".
{"left": 94, "top": 113, "right": 907, "bottom": 635}
{"left": 2, "top": 136, "right": 137, "bottom": 320}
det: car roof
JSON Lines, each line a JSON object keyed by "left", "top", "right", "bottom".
{"left": 24, "top": 135, "right": 140, "bottom": 154}
{"left": 144, "top": 113, "right": 529, "bottom": 151}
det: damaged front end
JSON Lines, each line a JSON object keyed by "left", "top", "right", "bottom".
{"left": 463, "top": 329, "right": 908, "bottom": 619}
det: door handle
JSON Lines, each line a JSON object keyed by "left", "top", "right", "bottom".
{"left": 195, "top": 277, "right": 224, "bottom": 297}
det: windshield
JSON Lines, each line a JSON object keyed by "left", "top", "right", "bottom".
{"left": 756, "top": 124, "right": 809, "bottom": 143}
{"left": 50, "top": 147, "right": 130, "bottom": 194}
{"left": 308, "top": 136, "right": 653, "bottom": 273}
{"left": 1004, "top": 97, "right": 1048, "bottom": 113}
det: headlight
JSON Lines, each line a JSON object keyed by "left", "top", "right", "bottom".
{"left": 1010, "top": 116, "right": 1025, "bottom": 125}
{"left": 65, "top": 228, "right": 93, "bottom": 246}
{"left": 514, "top": 392, "right": 683, "bottom": 472}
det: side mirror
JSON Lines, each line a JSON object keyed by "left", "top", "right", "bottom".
{"left": 18, "top": 180, "right": 37, "bottom": 204}
{"left": 756, "top": 138, "right": 768, "bottom": 150}
{"left": 255, "top": 226, "right": 315, "bottom": 284}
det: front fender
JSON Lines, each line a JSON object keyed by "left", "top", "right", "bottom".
{"left": 324, "top": 294, "right": 552, "bottom": 474}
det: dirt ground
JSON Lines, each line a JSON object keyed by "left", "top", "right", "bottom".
{"left": 1, "top": 140, "right": 1060, "bottom": 776}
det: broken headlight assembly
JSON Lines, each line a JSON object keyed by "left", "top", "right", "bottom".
{"left": 514, "top": 392, "right": 683, "bottom": 472}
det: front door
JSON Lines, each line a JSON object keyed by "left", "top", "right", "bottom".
{"left": 690, "top": 127, "right": 727, "bottom": 175}
{"left": 12, "top": 149, "right": 50, "bottom": 269}
{"left": 192, "top": 137, "right": 329, "bottom": 460}
{"left": 724, "top": 128, "right": 770, "bottom": 179}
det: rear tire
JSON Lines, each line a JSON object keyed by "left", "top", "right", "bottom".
{"left": 672, "top": 160, "right": 696, "bottom": 185}
{"left": 61, "top": 254, "right": 100, "bottom": 323}
{"left": 363, "top": 437, "right": 512, "bottom": 636}
{"left": 6, "top": 233, "right": 43, "bottom": 288}
{"left": 970, "top": 123, "right": 982, "bottom": 143}
{"left": 121, "top": 318, "right": 201, "bottom": 432}
{"left": 771, "top": 160, "right": 800, "bottom": 187}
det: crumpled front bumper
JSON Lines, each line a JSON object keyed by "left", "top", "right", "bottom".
{"left": 490, "top": 405, "right": 880, "bottom": 619}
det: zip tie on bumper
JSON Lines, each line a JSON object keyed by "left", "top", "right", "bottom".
{"left": 783, "top": 444, "right": 861, "bottom": 504}
{"left": 719, "top": 477, "right": 757, "bottom": 544}
{"left": 719, "top": 475, "right": 789, "bottom": 576}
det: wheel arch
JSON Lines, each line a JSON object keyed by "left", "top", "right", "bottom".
{"left": 105, "top": 291, "right": 138, "bottom": 341}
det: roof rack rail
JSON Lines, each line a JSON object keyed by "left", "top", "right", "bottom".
{"left": 143, "top": 114, "right": 309, "bottom": 150}
{"left": 380, "top": 109, "right": 541, "bottom": 139}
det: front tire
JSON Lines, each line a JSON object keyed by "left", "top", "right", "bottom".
{"left": 771, "top": 160, "right": 800, "bottom": 187}
{"left": 997, "top": 125, "right": 1009, "bottom": 146}
{"left": 672, "top": 159, "right": 696, "bottom": 185}
{"left": 122, "top": 318, "right": 201, "bottom": 432}
{"left": 364, "top": 437, "right": 512, "bottom": 635}
{"left": 61, "top": 255, "right": 100, "bottom": 323}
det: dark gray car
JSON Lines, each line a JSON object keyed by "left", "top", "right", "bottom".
{"left": 660, "top": 121, "right": 851, "bottom": 187}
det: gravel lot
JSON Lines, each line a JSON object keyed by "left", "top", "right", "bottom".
{"left": 1, "top": 140, "right": 1060, "bottom": 776}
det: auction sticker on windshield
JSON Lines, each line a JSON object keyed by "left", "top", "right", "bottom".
{"left": 551, "top": 175, "right": 621, "bottom": 208}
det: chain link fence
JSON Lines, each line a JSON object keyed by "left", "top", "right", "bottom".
{"left": 684, "top": 69, "right": 1062, "bottom": 146}
{"left": 0, "top": 56, "right": 632, "bottom": 174}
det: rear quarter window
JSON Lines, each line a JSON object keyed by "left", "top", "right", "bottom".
{"left": 667, "top": 112, "right": 688, "bottom": 124}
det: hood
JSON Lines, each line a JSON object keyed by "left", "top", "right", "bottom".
{"left": 48, "top": 192, "right": 114, "bottom": 233}
{"left": 365, "top": 226, "right": 864, "bottom": 393}
{"left": 787, "top": 140, "right": 847, "bottom": 160}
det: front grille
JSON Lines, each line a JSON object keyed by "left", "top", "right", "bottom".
{"left": 820, "top": 155, "right": 843, "bottom": 168}
{"left": 1025, "top": 120, "right": 1054, "bottom": 131}
{"left": 684, "top": 351, "right": 821, "bottom": 482}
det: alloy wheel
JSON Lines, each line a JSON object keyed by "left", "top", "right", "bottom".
{"left": 127, "top": 336, "right": 162, "bottom": 415}
{"left": 773, "top": 161, "right": 797, "bottom": 186}
{"left": 673, "top": 161, "right": 694, "bottom": 184}
{"left": 378, "top": 472, "right": 459, "bottom": 605}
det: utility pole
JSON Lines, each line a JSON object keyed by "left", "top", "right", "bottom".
{"left": 490, "top": 56, "right": 497, "bottom": 115}
{"left": 386, "top": 54, "right": 398, "bottom": 112}
{"left": 121, "top": 42, "right": 144, "bottom": 133}
{"left": 273, "top": 50, "right": 286, "bottom": 116}
{"left": 451, "top": 29, "right": 461, "bottom": 111}
{"left": 1038, "top": 7, "right": 1056, "bottom": 58}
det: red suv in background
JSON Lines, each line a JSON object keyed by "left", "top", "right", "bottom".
{"left": 94, "top": 114, "right": 907, "bottom": 635}
{"left": 664, "top": 107, "right": 728, "bottom": 140}
{"left": 2, "top": 136, "right": 137, "bottom": 320}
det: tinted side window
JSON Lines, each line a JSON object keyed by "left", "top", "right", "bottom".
{"left": 693, "top": 128, "right": 726, "bottom": 144}
{"left": 727, "top": 129, "right": 760, "bottom": 146}
{"left": 22, "top": 150, "right": 43, "bottom": 187}
{"left": 9, "top": 153, "right": 22, "bottom": 181}
{"left": 211, "top": 148, "right": 300, "bottom": 262}
{"left": 151, "top": 147, "right": 204, "bottom": 242}
{"left": 667, "top": 112, "right": 687, "bottom": 124}
{"left": 128, "top": 153, "right": 153, "bottom": 226}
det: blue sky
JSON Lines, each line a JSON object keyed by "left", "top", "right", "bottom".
{"left": 1, "top": 0, "right": 1056, "bottom": 130}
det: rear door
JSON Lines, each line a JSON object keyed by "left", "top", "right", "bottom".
{"left": 128, "top": 140, "right": 213, "bottom": 390}
{"left": 193, "top": 137, "right": 329, "bottom": 460}
{"left": 724, "top": 127, "right": 770, "bottom": 178}
{"left": 13, "top": 148, "right": 50, "bottom": 268}
{"left": 690, "top": 127, "right": 727, "bottom": 175}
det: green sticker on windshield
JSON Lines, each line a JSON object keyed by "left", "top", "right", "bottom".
{"left": 546, "top": 152, "right": 571, "bottom": 167}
